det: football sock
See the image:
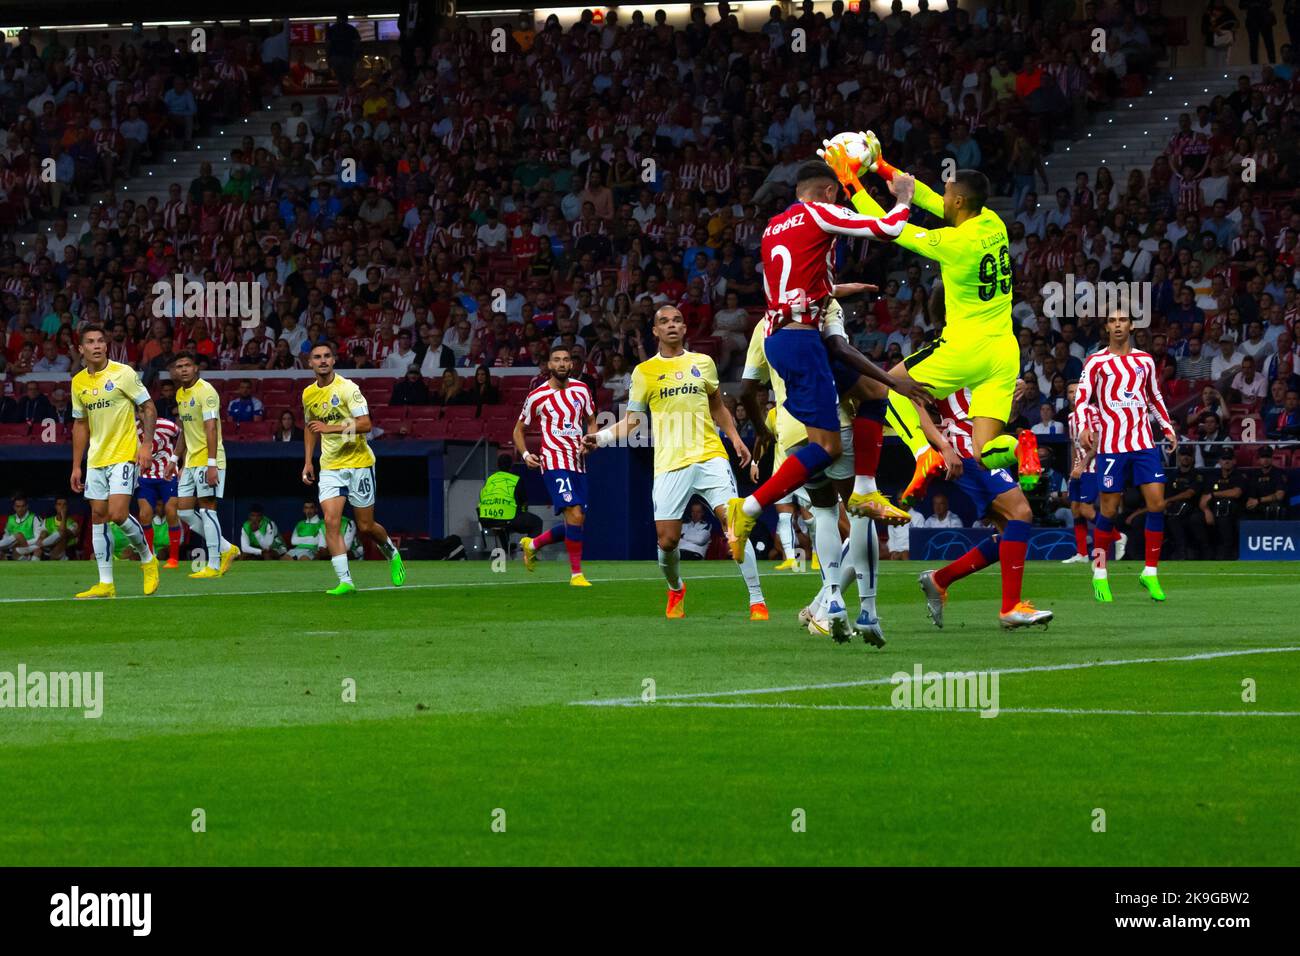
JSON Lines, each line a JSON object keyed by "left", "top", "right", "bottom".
{"left": 776, "top": 511, "right": 795, "bottom": 561}
{"left": 810, "top": 504, "right": 843, "bottom": 603}
{"left": 93, "top": 522, "right": 113, "bottom": 584}
{"left": 532, "top": 526, "right": 559, "bottom": 549}
{"left": 739, "top": 540, "right": 764, "bottom": 603}
{"left": 934, "top": 534, "right": 1000, "bottom": 590}
{"left": 848, "top": 515, "right": 878, "bottom": 615}
{"left": 852, "top": 399, "right": 886, "bottom": 490}
{"left": 168, "top": 525, "right": 182, "bottom": 563}
{"left": 1144, "top": 512, "right": 1164, "bottom": 572}
{"left": 838, "top": 537, "right": 854, "bottom": 591}
{"left": 0, "top": 534, "right": 12, "bottom": 549}
{"left": 1093, "top": 513, "right": 1116, "bottom": 566}
{"left": 1073, "top": 517, "right": 1089, "bottom": 556}
{"left": 999, "top": 520, "right": 1031, "bottom": 613}
{"left": 118, "top": 514, "right": 153, "bottom": 561}
{"left": 658, "top": 546, "right": 683, "bottom": 591}
{"left": 564, "top": 523, "right": 583, "bottom": 574}
{"left": 202, "top": 510, "right": 225, "bottom": 569}
{"left": 885, "top": 390, "right": 931, "bottom": 459}
{"left": 375, "top": 534, "right": 398, "bottom": 560}
{"left": 746, "top": 444, "right": 832, "bottom": 515}
{"left": 331, "top": 553, "right": 352, "bottom": 584}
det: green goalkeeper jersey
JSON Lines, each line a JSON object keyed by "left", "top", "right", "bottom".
{"left": 852, "top": 178, "right": 1013, "bottom": 341}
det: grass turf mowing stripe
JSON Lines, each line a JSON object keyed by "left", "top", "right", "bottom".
{"left": 630, "top": 702, "right": 1300, "bottom": 717}
{"left": 0, "top": 571, "right": 746, "bottom": 604}
{"left": 571, "top": 646, "right": 1300, "bottom": 706}
{"left": 0, "top": 566, "right": 1283, "bottom": 604}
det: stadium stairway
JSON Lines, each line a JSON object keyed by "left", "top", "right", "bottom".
{"left": 13, "top": 96, "right": 315, "bottom": 249}
{"left": 987, "top": 65, "right": 1264, "bottom": 222}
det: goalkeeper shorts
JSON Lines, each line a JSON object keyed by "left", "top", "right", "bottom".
{"left": 902, "top": 332, "right": 1020, "bottom": 423}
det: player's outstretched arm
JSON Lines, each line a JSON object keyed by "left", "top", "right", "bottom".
{"left": 822, "top": 333, "right": 932, "bottom": 405}
{"left": 707, "top": 388, "right": 751, "bottom": 469}
{"left": 586, "top": 411, "right": 646, "bottom": 451}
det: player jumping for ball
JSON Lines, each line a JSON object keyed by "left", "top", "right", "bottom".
{"left": 1074, "top": 312, "right": 1177, "bottom": 602}
{"left": 821, "top": 132, "right": 1023, "bottom": 506}
{"left": 725, "top": 160, "right": 931, "bottom": 635}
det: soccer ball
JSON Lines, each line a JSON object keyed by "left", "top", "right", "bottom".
{"left": 823, "top": 131, "right": 876, "bottom": 177}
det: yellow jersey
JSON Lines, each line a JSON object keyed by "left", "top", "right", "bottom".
{"left": 302, "top": 373, "right": 376, "bottom": 470}
{"left": 175, "top": 378, "right": 227, "bottom": 469}
{"left": 628, "top": 350, "right": 727, "bottom": 476}
{"left": 852, "top": 178, "right": 1013, "bottom": 341}
{"left": 71, "top": 361, "right": 151, "bottom": 468}
{"left": 742, "top": 322, "right": 808, "bottom": 452}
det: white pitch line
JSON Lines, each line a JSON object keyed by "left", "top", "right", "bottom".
{"left": 0, "top": 567, "right": 1292, "bottom": 605}
{"left": 634, "top": 701, "right": 1300, "bottom": 718}
{"left": 0, "top": 572, "right": 746, "bottom": 605}
{"left": 570, "top": 646, "right": 1300, "bottom": 707}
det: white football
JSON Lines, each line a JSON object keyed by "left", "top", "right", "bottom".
{"left": 825, "top": 131, "right": 875, "bottom": 176}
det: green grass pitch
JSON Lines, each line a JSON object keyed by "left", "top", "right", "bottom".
{"left": 0, "top": 557, "right": 1297, "bottom": 866}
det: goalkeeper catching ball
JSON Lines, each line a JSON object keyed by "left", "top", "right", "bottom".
{"left": 819, "top": 132, "right": 1022, "bottom": 507}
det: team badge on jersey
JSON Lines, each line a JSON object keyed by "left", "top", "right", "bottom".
{"left": 105, "top": 381, "right": 115, "bottom": 391}
{"left": 331, "top": 395, "right": 340, "bottom": 406}
{"left": 690, "top": 366, "right": 701, "bottom": 378}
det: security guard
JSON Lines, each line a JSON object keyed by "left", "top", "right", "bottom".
{"left": 1244, "top": 445, "right": 1289, "bottom": 520}
{"left": 1198, "top": 448, "right": 1245, "bottom": 560}
{"left": 478, "top": 454, "right": 541, "bottom": 556}
{"left": 1164, "top": 447, "right": 1207, "bottom": 560}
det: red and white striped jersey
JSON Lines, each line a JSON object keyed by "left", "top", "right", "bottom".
{"left": 1067, "top": 407, "right": 1098, "bottom": 474}
{"left": 760, "top": 200, "right": 909, "bottom": 332}
{"left": 1073, "top": 349, "right": 1174, "bottom": 454}
{"left": 936, "top": 388, "right": 977, "bottom": 459}
{"left": 139, "top": 418, "right": 180, "bottom": 479}
{"left": 518, "top": 381, "right": 594, "bottom": 472}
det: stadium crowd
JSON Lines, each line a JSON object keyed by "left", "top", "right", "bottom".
{"left": 0, "top": 2, "right": 1297, "bottom": 562}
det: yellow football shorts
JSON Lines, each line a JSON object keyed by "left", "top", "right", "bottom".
{"left": 902, "top": 332, "right": 1021, "bottom": 422}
